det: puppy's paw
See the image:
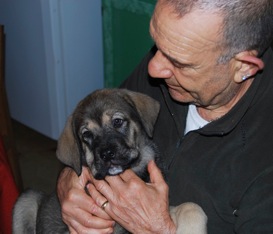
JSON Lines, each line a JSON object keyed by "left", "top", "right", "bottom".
{"left": 170, "top": 202, "right": 207, "bottom": 234}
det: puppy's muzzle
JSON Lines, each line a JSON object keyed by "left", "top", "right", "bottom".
{"left": 100, "top": 147, "right": 116, "bottom": 162}
{"left": 93, "top": 137, "right": 139, "bottom": 179}
{"left": 97, "top": 143, "right": 138, "bottom": 166}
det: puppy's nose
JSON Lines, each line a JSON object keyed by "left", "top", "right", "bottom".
{"left": 100, "top": 149, "right": 115, "bottom": 161}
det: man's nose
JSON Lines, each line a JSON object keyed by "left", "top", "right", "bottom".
{"left": 148, "top": 50, "right": 173, "bottom": 79}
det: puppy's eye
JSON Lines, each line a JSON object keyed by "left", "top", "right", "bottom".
{"left": 112, "top": 118, "right": 124, "bottom": 128}
{"left": 81, "top": 129, "right": 93, "bottom": 144}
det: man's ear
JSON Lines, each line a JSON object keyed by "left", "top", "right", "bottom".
{"left": 233, "top": 50, "right": 264, "bottom": 83}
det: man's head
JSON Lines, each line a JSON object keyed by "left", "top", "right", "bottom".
{"left": 148, "top": 0, "right": 271, "bottom": 119}
{"left": 160, "top": 0, "right": 273, "bottom": 61}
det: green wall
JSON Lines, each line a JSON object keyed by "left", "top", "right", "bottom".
{"left": 102, "top": 0, "right": 156, "bottom": 87}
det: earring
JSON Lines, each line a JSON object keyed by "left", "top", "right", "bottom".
{"left": 242, "top": 74, "right": 250, "bottom": 81}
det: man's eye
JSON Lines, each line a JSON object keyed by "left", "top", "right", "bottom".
{"left": 112, "top": 118, "right": 124, "bottom": 128}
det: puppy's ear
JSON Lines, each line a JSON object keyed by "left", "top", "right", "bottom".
{"left": 56, "top": 116, "right": 82, "bottom": 175}
{"left": 124, "top": 89, "right": 160, "bottom": 137}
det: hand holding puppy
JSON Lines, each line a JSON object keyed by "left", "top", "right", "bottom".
{"left": 57, "top": 166, "right": 115, "bottom": 233}
{"left": 89, "top": 160, "right": 176, "bottom": 234}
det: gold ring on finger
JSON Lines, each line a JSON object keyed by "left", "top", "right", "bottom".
{"left": 101, "top": 200, "right": 109, "bottom": 210}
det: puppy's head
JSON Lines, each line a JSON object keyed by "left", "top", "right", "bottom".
{"left": 56, "top": 89, "right": 160, "bottom": 179}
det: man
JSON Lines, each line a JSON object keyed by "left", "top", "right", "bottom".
{"left": 57, "top": 0, "right": 273, "bottom": 233}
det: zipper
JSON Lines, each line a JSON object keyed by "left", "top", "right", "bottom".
{"left": 158, "top": 84, "right": 187, "bottom": 171}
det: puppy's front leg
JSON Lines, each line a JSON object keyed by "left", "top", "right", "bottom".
{"left": 169, "top": 203, "right": 207, "bottom": 234}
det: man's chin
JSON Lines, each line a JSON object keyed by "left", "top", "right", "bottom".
{"left": 168, "top": 88, "right": 192, "bottom": 103}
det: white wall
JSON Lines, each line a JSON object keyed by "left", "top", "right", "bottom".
{"left": 0, "top": 0, "right": 104, "bottom": 139}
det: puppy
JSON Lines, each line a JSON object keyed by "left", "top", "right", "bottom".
{"left": 56, "top": 88, "right": 162, "bottom": 180}
{"left": 13, "top": 89, "right": 207, "bottom": 234}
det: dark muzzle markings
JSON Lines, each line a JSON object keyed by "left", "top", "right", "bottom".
{"left": 93, "top": 132, "right": 139, "bottom": 179}
{"left": 81, "top": 110, "right": 141, "bottom": 180}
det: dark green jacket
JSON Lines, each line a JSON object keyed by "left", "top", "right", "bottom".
{"left": 121, "top": 45, "right": 273, "bottom": 233}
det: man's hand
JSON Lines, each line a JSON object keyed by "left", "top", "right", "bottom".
{"left": 57, "top": 167, "right": 115, "bottom": 233}
{"left": 89, "top": 161, "right": 176, "bottom": 234}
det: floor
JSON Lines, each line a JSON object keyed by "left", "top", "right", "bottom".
{"left": 13, "top": 120, "right": 63, "bottom": 194}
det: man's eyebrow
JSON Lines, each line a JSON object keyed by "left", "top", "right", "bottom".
{"left": 161, "top": 50, "right": 194, "bottom": 68}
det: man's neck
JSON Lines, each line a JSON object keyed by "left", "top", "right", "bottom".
{"left": 196, "top": 79, "right": 253, "bottom": 122}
